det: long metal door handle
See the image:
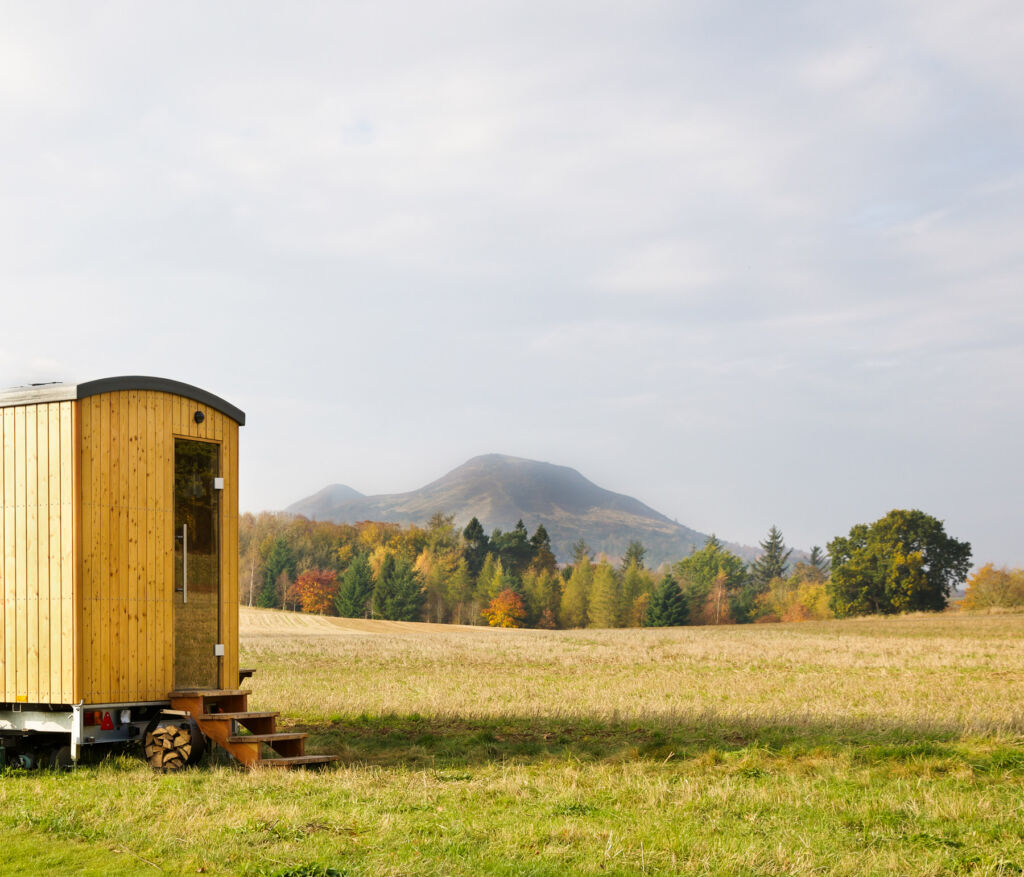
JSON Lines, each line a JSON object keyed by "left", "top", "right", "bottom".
{"left": 182, "top": 523, "right": 188, "bottom": 604}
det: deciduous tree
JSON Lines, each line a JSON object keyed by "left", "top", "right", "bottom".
{"left": 827, "top": 509, "right": 971, "bottom": 616}
{"left": 293, "top": 568, "right": 339, "bottom": 615}
{"left": 961, "top": 563, "right": 1024, "bottom": 609}
{"left": 588, "top": 561, "right": 620, "bottom": 628}
{"left": 482, "top": 588, "right": 526, "bottom": 628}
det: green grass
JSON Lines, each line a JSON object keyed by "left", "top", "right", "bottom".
{"left": 1, "top": 611, "right": 1023, "bottom": 875}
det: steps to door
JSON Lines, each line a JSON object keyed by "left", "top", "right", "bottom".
{"left": 169, "top": 688, "right": 337, "bottom": 769}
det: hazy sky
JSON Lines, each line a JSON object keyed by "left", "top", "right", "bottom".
{"left": 2, "top": 1, "right": 1022, "bottom": 566}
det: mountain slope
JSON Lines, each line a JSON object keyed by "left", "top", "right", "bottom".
{"left": 286, "top": 454, "right": 746, "bottom": 566}
{"left": 287, "top": 483, "right": 364, "bottom": 517}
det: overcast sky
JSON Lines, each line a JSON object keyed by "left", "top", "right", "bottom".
{"left": 2, "top": 1, "right": 1022, "bottom": 566}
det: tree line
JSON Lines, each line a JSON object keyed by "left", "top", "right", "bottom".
{"left": 239, "top": 507, "right": 1000, "bottom": 627}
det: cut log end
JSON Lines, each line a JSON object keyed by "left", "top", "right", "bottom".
{"left": 145, "top": 722, "right": 196, "bottom": 772}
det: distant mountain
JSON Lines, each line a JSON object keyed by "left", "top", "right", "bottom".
{"left": 286, "top": 454, "right": 754, "bottom": 567}
{"left": 289, "top": 483, "right": 365, "bottom": 514}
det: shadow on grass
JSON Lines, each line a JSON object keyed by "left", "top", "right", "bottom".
{"left": 290, "top": 712, "right": 1024, "bottom": 772}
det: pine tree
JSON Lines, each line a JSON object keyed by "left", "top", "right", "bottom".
{"left": 374, "top": 554, "right": 424, "bottom": 621}
{"left": 335, "top": 553, "right": 374, "bottom": 618}
{"left": 622, "top": 540, "right": 646, "bottom": 570}
{"left": 571, "top": 539, "right": 593, "bottom": 565}
{"left": 645, "top": 574, "right": 688, "bottom": 627}
{"left": 372, "top": 554, "right": 397, "bottom": 619}
{"left": 258, "top": 537, "right": 294, "bottom": 609}
{"left": 809, "top": 545, "right": 830, "bottom": 577}
{"left": 750, "top": 526, "right": 792, "bottom": 590}
{"left": 462, "top": 517, "right": 490, "bottom": 576}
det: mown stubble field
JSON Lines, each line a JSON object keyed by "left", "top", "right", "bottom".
{"left": 2, "top": 610, "right": 1023, "bottom": 876}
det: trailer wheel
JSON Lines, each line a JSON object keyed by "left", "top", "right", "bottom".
{"left": 143, "top": 715, "right": 205, "bottom": 772}
{"left": 48, "top": 745, "right": 74, "bottom": 771}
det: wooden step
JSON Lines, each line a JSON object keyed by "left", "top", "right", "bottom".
{"left": 199, "top": 711, "right": 279, "bottom": 722}
{"left": 260, "top": 755, "right": 339, "bottom": 768}
{"left": 227, "top": 733, "right": 306, "bottom": 744}
{"left": 168, "top": 680, "right": 335, "bottom": 769}
{"left": 170, "top": 689, "right": 251, "bottom": 698}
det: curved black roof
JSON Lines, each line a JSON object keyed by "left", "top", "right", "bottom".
{"left": 0, "top": 376, "right": 245, "bottom": 425}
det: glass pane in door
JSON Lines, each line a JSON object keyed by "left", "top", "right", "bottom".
{"left": 173, "top": 439, "right": 221, "bottom": 689}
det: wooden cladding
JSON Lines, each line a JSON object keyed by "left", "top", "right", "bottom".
{"left": 0, "top": 386, "right": 240, "bottom": 706}
{"left": 0, "top": 402, "right": 76, "bottom": 704}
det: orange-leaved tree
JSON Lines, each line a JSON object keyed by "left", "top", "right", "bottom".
{"left": 961, "top": 563, "right": 1024, "bottom": 609}
{"left": 293, "top": 567, "right": 339, "bottom": 615}
{"left": 482, "top": 588, "right": 526, "bottom": 628}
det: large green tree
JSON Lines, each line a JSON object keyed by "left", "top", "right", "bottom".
{"left": 826, "top": 509, "right": 971, "bottom": 616}
{"left": 373, "top": 554, "right": 426, "bottom": 621}
{"left": 673, "top": 536, "right": 750, "bottom": 623}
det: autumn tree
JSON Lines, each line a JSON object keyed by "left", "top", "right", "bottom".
{"left": 588, "top": 560, "right": 620, "bottom": 628}
{"left": 961, "top": 564, "right": 1024, "bottom": 610}
{"left": 754, "top": 562, "right": 833, "bottom": 623}
{"left": 522, "top": 567, "right": 561, "bottom": 627}
{"left": 560, "top": 554, "right": 593, "bottom": 628}
{"left": 335, "top": 553, "right": 375, "bottom": 618}
{"left": 445, "top": 557, "right": 476, "bottom": 624}
{"left": 827, "top": 509, "right": 971, "bottom": 616}
{"left": 619, "top": 560, "right": 651, "bottom": 626}
{"left": 293, "top": 568, "right": 339, "bottom": 615}
{"left": 673, "top": 536, "right": 748, "bottom": 623}
{"left": 482, "top": 588, "right": 527, "bottom": 628}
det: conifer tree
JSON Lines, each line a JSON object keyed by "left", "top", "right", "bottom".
{"left": 462, "top": 517, "right": 490, "bottom": 576}
{"left": 645, "top": 574, "right": 688, "bottom": 627}
{"left": 571, "top": 538, "right": 593, "bottom": 565}
{"left": 588, "top": 560, "right": 620, "bottom": 628}
{"left": 622, "top": 540, "right": 647, "bottom": 570}
{"left": 750, "top": 525, "right": 792, "bottom": 590}
{"left": 560, "top": 555, "right": 593, "bottom": 628}
{"left": 335, "top": 553, "right": 374, "bottom": 618}
{"left": 619, "top": 561, "right": 648, "bottom": 626}
{"left": 808, "top": 545, "right": 830, "bottom": 577}
{"left": 258, "top": 537, "right": 294, "bottom": 609}
{"left": 374, "top": 554, "right": 425, "bottom": 621}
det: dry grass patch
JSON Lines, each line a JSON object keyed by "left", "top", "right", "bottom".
{"left": 241, "top": 608, "right": 1024, "bottom": 734}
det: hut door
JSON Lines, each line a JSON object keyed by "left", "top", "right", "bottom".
{"left": 173, "top": 439, "right": 221, "bottom": 690}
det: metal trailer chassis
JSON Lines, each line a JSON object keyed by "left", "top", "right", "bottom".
{"left": 0, "top": 701, "right": 169, "bottom": 769}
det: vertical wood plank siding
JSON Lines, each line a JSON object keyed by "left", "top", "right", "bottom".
{"left": 79, "top": 391, "right": 239, "bottom": 703}
{"left": 0, "top": 402, "right": 76, "bottom": 704}
{"left": 1, "top": 389, "right": 239, "bottom": 706}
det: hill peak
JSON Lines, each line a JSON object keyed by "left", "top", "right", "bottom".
{"left": 285, "top": 454, "right": 721, "bottom": 566}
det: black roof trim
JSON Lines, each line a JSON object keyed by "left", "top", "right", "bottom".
{"left": 76, "top": 376, "right": 246, "bottom": 425}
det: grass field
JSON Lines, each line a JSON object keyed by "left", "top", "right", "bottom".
{"left": 2, "top": 610, "right": 1023, "bottom": 876}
